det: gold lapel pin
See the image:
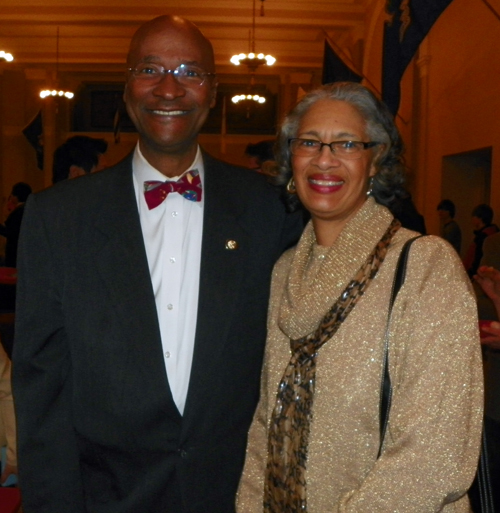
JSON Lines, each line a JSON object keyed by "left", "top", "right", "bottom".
{"left": 225, "top": 239, "right": 238, "bottom": 250}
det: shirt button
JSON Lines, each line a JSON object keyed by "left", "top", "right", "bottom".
{"left": 170, "top": 257, "right": 176, "bottom": 263}
{"left": 167, "top": 304, "right": 173, "bottom": 310}
{"left": 165, "top": 351, "right": 171, "bottom": 358}
{"left": 172, "top": 211, "right": 178, "bottom": 217}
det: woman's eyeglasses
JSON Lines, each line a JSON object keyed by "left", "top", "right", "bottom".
{"left": 288, "top": 138, "right": 380, "bottom": 160}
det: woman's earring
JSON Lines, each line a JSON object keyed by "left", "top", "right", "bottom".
{"left": 286, "top": 177, "right": 296, "bottom": 194}
{"left": 366, "top": 177, "right": 374, "bottom": 196}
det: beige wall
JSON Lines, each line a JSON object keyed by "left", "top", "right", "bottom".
{"left": 360, "top": 0, "right": 500, "bottom": 241}
{"left": 401, "top": 0, "right": 500, "bottom": 237}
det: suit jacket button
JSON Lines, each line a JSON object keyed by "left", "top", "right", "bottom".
{"left": 180, "top": 449, "right": 188, "bottom": 459}
{"left": 225, "top": 239, "right": 238, "bottom": 250}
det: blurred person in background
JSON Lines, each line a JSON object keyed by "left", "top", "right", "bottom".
{"left": 0, "top": 182, "right": 32, "bottom": 268}
{"left": 52, "top": 135, "right": 108, "bottom": 184}
{"left": 437, "top": 199, "right": 461, "bottom": 254}
{"left": 464, "top": 203, "right": 498, "bottom": 278}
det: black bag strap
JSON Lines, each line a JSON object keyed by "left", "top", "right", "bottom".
{"left": 377, "top": 235, "right": 495, "bottom": 513}
{"left": 377, "top": 235, "right": 422, "bottom": 458}
{"left": 476, "top": 433, "right": 495, "bottom": 513}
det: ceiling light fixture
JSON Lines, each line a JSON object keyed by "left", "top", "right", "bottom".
{"left": 231, "top": 0, "right": 273, "bottom": 105}
{"left": 40, "top": 27, "right": 74, "bottom": 100}
{"left": 232, "top": 94, "right": 266, "bottom": 104}
{"left": 230, "top": 0, "right": 276, "bottom": 71}
{"left": 0, "top": 51, "right": 14, "bottom": 62}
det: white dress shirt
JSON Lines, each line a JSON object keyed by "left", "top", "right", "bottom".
{"left": 132, "top": 144, "right": 204, "bottom": 415}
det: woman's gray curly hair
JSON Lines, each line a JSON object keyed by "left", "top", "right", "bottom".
{"left": 275, "top": 81, "right": 406, "bottom": 212}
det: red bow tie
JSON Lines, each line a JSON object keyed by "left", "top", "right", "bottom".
{"left": 143, "top": 169, "right": 202, "bottom": 210}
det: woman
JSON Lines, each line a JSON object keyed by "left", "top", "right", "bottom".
{"left": 236, "top": 83, "right": 483, "bottom": 513}
{"left": 475, "top": 265, "right": 500, "bottom": 512}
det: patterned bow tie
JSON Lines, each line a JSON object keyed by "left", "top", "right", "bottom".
{"left": 143, "top": 169, "right": 202, "bottom": 209}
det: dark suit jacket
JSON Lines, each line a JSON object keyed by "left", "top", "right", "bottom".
{"left": 13, "top": 152, "right": 302, "bottom": 513}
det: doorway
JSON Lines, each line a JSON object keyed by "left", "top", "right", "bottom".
{"left": 441, "top": 147, "right": 492, "bottom": 259}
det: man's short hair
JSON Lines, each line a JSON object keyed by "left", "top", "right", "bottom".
{"left": 437, "top": 199, "right": 455, "bottom": 218}
{"left": 11, "top": 182, "right": 32, "bottom": 203}
{"left": 472, "top": 203, "right": 494, "bottom": 225}
{"left": 52, "top": 136, "right": 108, "bottom": 184}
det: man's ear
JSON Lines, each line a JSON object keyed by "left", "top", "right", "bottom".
{"left": 69, "top": 165, "right": 86, "bottom": 179}
{"left": 209, "top": 79, "right": 218, "bottom": 109}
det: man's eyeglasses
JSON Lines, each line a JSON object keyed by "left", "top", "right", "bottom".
{"left": 127, "top": 63, "right": 216, "bottom": 87}
{"left": 288, "top": 138, "right": 380, "bottom": 160}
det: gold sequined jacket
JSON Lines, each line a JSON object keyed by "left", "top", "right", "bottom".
{"left": 237, "top": 198, "right": 483, "bottom": 513}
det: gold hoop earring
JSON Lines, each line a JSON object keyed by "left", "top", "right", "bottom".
{"left": 286, "top": 177, "right": 296, "bottom": 194}
{"left": 366, "top": 177, "right": 374, "bottom": 196}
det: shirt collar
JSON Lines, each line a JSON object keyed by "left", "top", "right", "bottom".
{"left": 132, "top": 143, "right": 204, "bottom": 186}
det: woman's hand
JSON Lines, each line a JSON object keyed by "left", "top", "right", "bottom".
{"left": 479, "top": 320, "right": 500, "bottom": 349}
{"left": 475, "top": 266, "right": 500, "bottom": 348}
{"left": 475, "top": 266, "right": 500, "bottom": 304}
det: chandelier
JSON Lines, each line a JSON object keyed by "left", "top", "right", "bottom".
{"left": 40, "top": 89, "right": 74, "bottom": 99}
{"left": 230, "top": 52, "right": 276, "bottom": 71}
{"left": 0, "top": 51, "right": 14, "bottom": 62}
{"left": 232, "top": 94, "right": 266, "bottom": 105}
{"left": 40, "top": 28, "right": 74, "bottom": 100}
{"left": 230, "top": 0, "right": 276, "bottom": 71}
{"left": 231, "top": 0, "right": 274, "bottom": 104}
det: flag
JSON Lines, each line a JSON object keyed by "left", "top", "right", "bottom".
{"left": 382, "top": 0, "right": 454, "bottom": 115}
{"left": 113, "top": 107, "right": 121, "bottom": 144}
{"left": 322, "top": 40, "right": 362, "bottom": 85}
{"left": 112, "top": 92, "right": 125, "bottom": 144}
{"left": 22, "top": 110, "right": 44, "bottom": 170}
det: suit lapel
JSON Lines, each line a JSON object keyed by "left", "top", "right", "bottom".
{"left": 91, "top": 156, "right": 181, "bottom": 419}
{"left": 93, "top": 156, "right": 155, "bottom": 325}
{"left": 182, "top": 154, "right": 249, "bottom": 427}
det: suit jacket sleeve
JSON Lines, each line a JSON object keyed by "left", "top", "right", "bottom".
{"left": 12, "top": 194, "right": 86, "bottom": 512}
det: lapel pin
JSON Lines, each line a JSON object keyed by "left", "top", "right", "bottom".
{"left": 225, "top": 239, "right": 238, "bottom": 250}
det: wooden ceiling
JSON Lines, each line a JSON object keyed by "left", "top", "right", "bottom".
{"left": 0, "top": 0, "right": 371, "bottom": 81}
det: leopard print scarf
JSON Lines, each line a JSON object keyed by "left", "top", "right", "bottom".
{"left": 264, "top": 218, "right": 401, "bottom": 513}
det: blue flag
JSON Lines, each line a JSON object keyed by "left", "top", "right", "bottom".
{"left": 322, "top": 40, "right": 362, "bottom": 85}
{"left": 382, "top": 0, "right": 454, "bottom": 115}
{"left": 22, "top": 110, "right": 44, "bottom": 170}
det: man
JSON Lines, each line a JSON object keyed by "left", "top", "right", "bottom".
{"left": 437, "top": 199, "right": 461, "bottom": 254}
{"left": 463, "top": 203, "right": 499, "bottom": 277}
{"left": 52, "top": 135, "right": 108, "bottom": 183}
{"left": 13, "top": 16, "right": 301, "bottom": 513}
{"left": 0, "top": 182, "right": 32, "bottom": 268}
